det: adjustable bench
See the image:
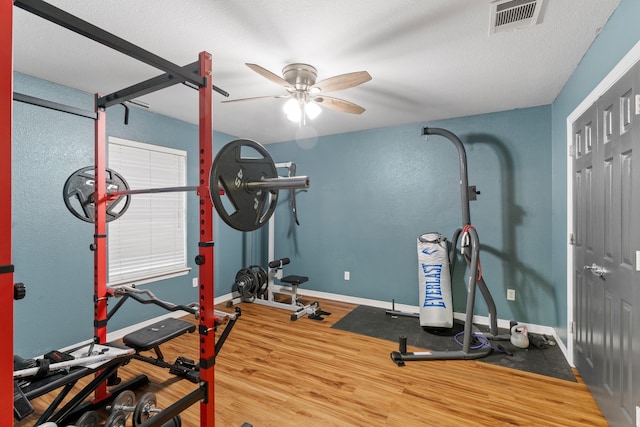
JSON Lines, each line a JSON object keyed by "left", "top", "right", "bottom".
{"left": 123, "top": 318, "right": 199, "bottom": 383}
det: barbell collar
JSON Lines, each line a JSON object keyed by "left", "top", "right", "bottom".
{"left": 245, "top": 176, "right": 309, "bottom": 191}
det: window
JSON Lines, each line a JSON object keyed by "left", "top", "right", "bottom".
{"left": 107, "top": 136, "right": 189, "bottom": 286}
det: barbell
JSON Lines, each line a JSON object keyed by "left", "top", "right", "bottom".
{"left": 62, "top": 139, "right": 309, "bottom": 232}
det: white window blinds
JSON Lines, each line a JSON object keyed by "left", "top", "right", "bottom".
{"left": 107, "top": 137, "right": 188, "bottom": 286}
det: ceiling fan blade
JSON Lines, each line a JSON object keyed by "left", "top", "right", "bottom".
{"left": 245, "top": 63, "right": 293, "bottom": 90}
{"left": 311, "top": 71, "right": 372, "bottom": 93}
{"left": 221, "top": 94, "right": 290, "bottom": 104}
{"left": 313, "top": 95, "right": 366, "bottom": 115}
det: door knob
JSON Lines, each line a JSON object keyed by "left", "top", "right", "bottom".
{"left": 584, "top": 263, "right": 607, "bottom": 278}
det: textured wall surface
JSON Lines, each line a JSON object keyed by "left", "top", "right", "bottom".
{"left": 12, "top": 73, "right": 241, "bottom": 356}
{"left": 267, "top": 106, "right": 552, "bottom": 327}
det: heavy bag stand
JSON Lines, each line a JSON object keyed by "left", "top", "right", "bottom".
{"left": 390, "top": 127, "right": 508, "bottom": 365}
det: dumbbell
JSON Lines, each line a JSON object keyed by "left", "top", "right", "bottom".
{"left": 104, "top": 390, "right": 136, "bottom": 426}
{"left": 133, "top": 392, "right": 181, "bottom": 427}
{"left": 106, "top": 391, "right": 181, "bottom": 427}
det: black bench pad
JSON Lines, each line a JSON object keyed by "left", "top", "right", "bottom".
{"left": 280, "top": 275, "right": 308, "bottom": 285}
{"left": 123, "top": 318, "right": 195, "bottom": 352}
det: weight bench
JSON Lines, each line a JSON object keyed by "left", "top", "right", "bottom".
{"left": 240, "top": 258, "right": 330, "bottom": 321}
{"left": 123, "top": 318, "right": 199, "bottom": 383}
{"left": 280, "top": 274, "right": 308, "bottom": 287}
{"left": 276, "top": 274, "right": 327, "bottom": 320}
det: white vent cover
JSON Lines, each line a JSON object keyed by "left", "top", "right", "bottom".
{"left": 490, "top": 0, "right": 545, "bottom": 34}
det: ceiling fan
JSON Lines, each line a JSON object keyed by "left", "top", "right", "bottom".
{"left": 222, "top": 63, "right": 372, "bottom": 122}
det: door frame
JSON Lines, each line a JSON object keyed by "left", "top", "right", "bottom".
{"left": 565, "top": 40, "right": 640, "bottom": 365}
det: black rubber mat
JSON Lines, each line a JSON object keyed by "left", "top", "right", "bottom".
{"left": 332, "top": 305, "right": 576, "bottom": 382}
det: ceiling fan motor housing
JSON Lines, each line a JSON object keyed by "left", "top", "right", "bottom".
{"left": 282, "top": 63, "right": 318, "bottom": 90}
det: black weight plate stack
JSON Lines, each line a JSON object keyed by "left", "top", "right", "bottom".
{"left": 234, "top": 268, "right": 259, "bottom": 299}
{"left": 250, "top": 265, "right": 268, "bottom": 297}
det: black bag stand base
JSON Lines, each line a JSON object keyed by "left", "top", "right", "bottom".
{"left": 390, "top": 333, "right": 492, "bottom": 367}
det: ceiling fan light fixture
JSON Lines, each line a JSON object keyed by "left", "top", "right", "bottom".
{"left": 305, "top": 101, "right": 321, "bottom": 120}
{"left": 284, "top": 98, "right": 302, "bottom": 122}
{"left": 283, "top": 98, "right": 321, "bottom": 123}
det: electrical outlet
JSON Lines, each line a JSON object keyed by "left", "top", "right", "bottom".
{"left": 344, "top": 271, "right": 350, "bottom": 281}
{"left": 192, "top": 277, "right": 198, "bottom": 288}
{"left": 507, "top": 289, "right": 516, "bottom": 301}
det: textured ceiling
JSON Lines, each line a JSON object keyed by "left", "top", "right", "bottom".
{"left": 12, "top": 0, "right": 620, "bottom": 144}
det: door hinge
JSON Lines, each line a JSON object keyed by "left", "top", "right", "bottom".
{"left": 569, "top": 233, "right": 575, "bottom": 245}
{"left": 569, "top": 320, "right": 575, "bottom": 334}
{"left": 569, "top": 144, "right": 576, "bottom": 158}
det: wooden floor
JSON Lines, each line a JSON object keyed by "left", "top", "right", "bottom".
{"left": 18, "top": 297, "right": 607, "bottom": 426}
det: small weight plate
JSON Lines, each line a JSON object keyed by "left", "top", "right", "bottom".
{"left": 104, "top": 410, "right": 127, "bottom": 427}
{"left": 76, "top": 410, "right": 100, "bottom": 427}
{"left": 63, "top": 166, "right": 131, "bottom": 223}
{"left": 112, "top": 390, "right": 136, "bottom": 419}
{"left": 164, "top": 415, "right": 182, "bottom": 427}
{"left": 133, "top": 392, "right": 157, "bottom": 426}
{"left": 210, "top": 139, "right": 278, "bottom": 231}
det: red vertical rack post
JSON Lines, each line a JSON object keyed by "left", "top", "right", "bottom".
{"left": 197, "top": 51, "right": 215, "bottom": 427}
{"left": 93, "top": 94, "right": 109, "bottom": 401}
{"left": 0, "top": 0, "right": 14, "bottom": 421}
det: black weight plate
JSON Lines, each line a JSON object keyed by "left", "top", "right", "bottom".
{"left": 63, "top": 166, "right": 131, "bottom": 223}
{"left": 210, "top": 139, "right": 278, "bottom": 231}
{"left": 104, "top": 410, "right": 127, "bottom": 427}
{"left": 250, "top": 265, "right": 268, "bottom": 297}
{"left": 236, "top": 267, "right": 260, "bottom": 298}
{"left": 234, "top": 268, "right": 253, "bottom": 298}
{"left": 250, "top": 265, "right": 268, "bottom": 289}
{"left": 76, "top": 410, "right": 100, "bottom": 427}
{"left": 163, "top": 415, "right": 182, "bottom": 427}
{"left": 133, "top": 392, "right": 157, "bottom": 426}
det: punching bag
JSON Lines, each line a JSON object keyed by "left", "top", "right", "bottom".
{"left": 417, "top": 232, "right": 453, "bottom": 328}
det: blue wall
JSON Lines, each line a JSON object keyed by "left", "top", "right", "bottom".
{"left": 266, "top": 106, "right": 553, "bottom": 326}
{"left": 13, "top": 0, "right": 638, "bottom": 357}
{"left": 550, "top": 0, "right": 640, "bottom": 342}
{"left": 12, "top": 73, "right": 243, "bottom": 357}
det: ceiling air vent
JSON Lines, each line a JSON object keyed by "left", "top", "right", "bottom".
{"left": 490, "top": 0, "right": 545, "bottom": 34}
